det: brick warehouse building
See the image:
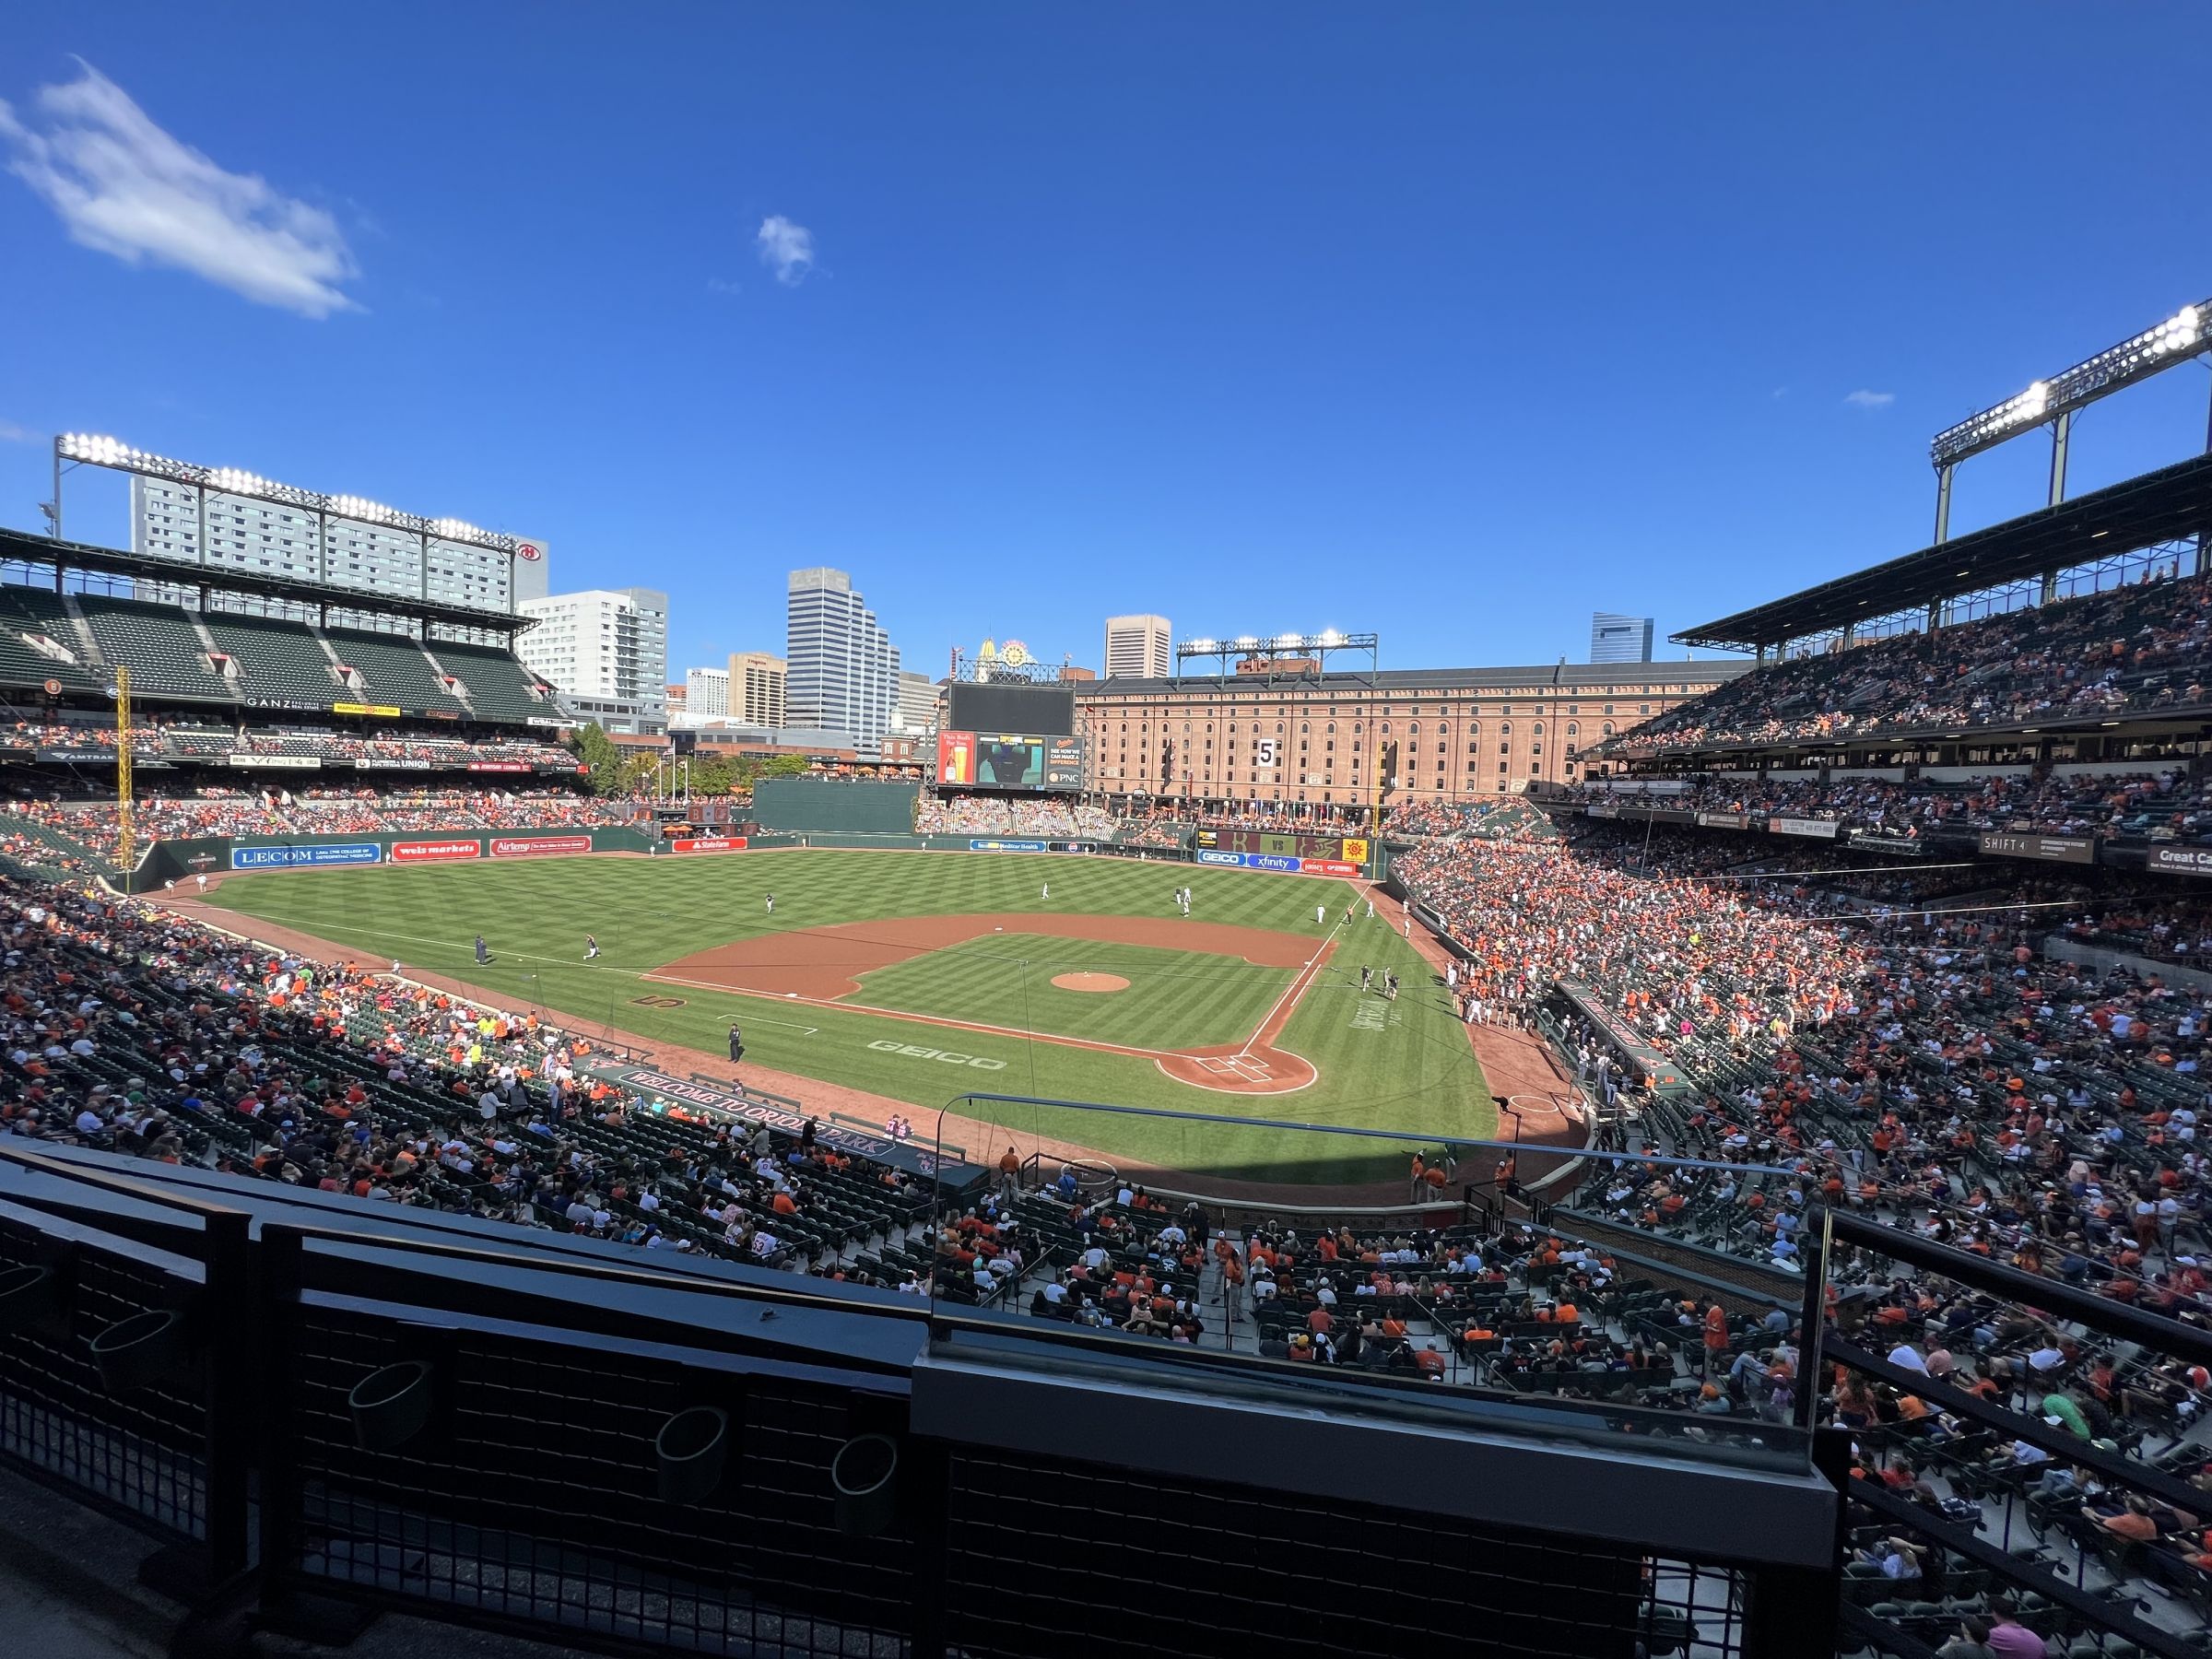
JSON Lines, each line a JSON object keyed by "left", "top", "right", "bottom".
{"left": 1073, "top": 658, "right": 1750, "bottom": 816}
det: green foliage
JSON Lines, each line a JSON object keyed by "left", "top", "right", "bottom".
{"left": 569, "top": 724, "right": 626, "bottom": 796}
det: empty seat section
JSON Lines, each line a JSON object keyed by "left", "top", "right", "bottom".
{"left": 323, "top": 629, "right": 466, "bottom": 716}
{"left": 76, "top": 594, "right": 237, "bottom": 703}
{"left": 204, "top": 615, "right": 337, "bottom": 708}
{"left": 429, "top": 641, "right": 554, "bottom": 724}
{"left": 0, "top": 585, "right": 101, "bottom": 693}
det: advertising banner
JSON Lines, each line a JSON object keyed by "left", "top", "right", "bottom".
{"left": 1195, "top": 850, "right": 1244, "bottom": 866}
{"left": 227, "top": 753, "right": 322, "bottom": 770}
{"left": 231, "top": 841, "right": 382, "bottom": 870}
{"left": 2147, "top": 845, "right": 2212, "bottom": 877}
{"left": 489, "top": 834, "right": 593, "bottom": 858}
{"left": 330, "top": 701, "right": 402, "bottom": 719}
{"left": 670, "top": 836, "right": 748, "bottom": 853}
{"left": 1771, "top": 817, "right": 1841, "bottom": 840}
{"left": 1979, "top": 830, "right": 2095, "bottom": 865}
{"left": 358, "top": 758, "right": 436, "bottom": 771}
{"left": 1696, "top": 811, "right": 1749, "bottom": 830}
{"left": 1585, "top": 801, "right": 1619, "bottom": 819}
{"left": 392, "top": 838, "right": 483, "bottom": 864}
{"left": 936, "top": 730, "right": 978, "bottom": 786}
{"left": 33, "top": 747, "right": 117, "bottom": 765}
{"left": 1300, "top": 858, "right": 1360, "bottom": 877}
{"left": 967, "top": 838, "right": 1046, "bottom": 853}
{"left": 467, "top": 761, "right": 534, "bottom": 774}
{"left": 1246, "top": 853, "right": 1301, "bottom": 873}
{"left": 1342, "top": 837, "right": 1371, "bottom": 865}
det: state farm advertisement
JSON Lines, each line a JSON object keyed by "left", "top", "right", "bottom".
{"left": 489, "top": 835, "right": 593, "bottom": 858}
{"left": 391, "top": 838, "right": 483, "bottom": 864}
{"left": 670, "top": 836, "right": 747, "bottom": 853}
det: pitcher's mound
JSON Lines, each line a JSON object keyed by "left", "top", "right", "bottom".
{"left": 1051, "top": 971, "right": 1130, "bottom": 994}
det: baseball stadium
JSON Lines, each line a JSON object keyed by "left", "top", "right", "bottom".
{"left": 4, "top": 296, "right": 2212, "bottom": 1659}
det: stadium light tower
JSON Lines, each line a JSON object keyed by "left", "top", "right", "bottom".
{"left": 1929, "top": 300, "right": 2208, "bottom": 542}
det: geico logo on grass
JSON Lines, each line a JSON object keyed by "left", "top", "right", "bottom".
{"left": 865, "top": 1040, "right": 1006, "bottom": 1071}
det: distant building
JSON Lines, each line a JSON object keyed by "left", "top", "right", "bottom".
{"left": 129, "top": 475, "right": 547, "bottom": 625}
{"left": 895, "top": 669, "right": 940, "bottom": 735}
{"left": 785, "top": 569, "right": 900, "bottom": 747}
{"left": 1589, "top": 613, "right": 1655, "bottom": 664}
{"left": 1060, "top": 665, "right": 1097, "bottom": 682}
{"left": 515, "top": 587, "right": 668, "bottom": 734}
{"left": 685, "top": 665, "right": 731, "bottom": 716}
{"left": 1104, "top": 614, "right": 1173, "bottom": 680}
{"left": 728, "top": 651, "right": 788, "bottom": 729}
{"left": 666, "top": 683, "right": 688, "bottom": 711}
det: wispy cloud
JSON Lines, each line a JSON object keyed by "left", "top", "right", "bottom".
{"left": 0, "top": 60, "right": 359, "bottom": 317}
{"left": 1842, "top": 388, "right": 1895, "bottom": 409}
{"left": 705, "top": 276, "right": 742, "bottom": 296}
{"left": 0, "top": 421, "right": 37, "bottom": 444}
{"left": 755, "top": 215, "right": 815, "bottom": 286}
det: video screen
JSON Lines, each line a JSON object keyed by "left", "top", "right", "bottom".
{"left": 946, "top": 682, "right": 1076, "bottom": 737}
{"left": 936, "top": 731, "right": 1083, "bottom": 791}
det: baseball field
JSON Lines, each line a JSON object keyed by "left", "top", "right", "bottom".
{"left": 201, "top": 848, "right": 1493, "bottom": 1181}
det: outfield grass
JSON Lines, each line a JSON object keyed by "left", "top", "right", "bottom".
{"left": 207, "top": 850, "right": 1492, "bottom": 1182}
{"left": 852, "top": 933, "right": 1293, "bottom": 1051}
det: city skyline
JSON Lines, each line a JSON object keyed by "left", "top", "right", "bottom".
{"left": 6, "top": 11, "right": 2207, "bottom": 688}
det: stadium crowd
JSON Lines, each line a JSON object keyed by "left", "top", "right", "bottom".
{"left": 6, "top": 787, "right": 633, "bottom": 865}
{"left": 1603, "top": 569, "right": 2212, "bottom": 757}
{"left": 1575, "top": 768, "right": 2212, "bottom": 842}
{"left": 0, "top": 871, "right": 934, "bottom": 1280}
{"left": 912, "top": 793, "right": 1117, "bottom": 839}
{"left": 0, "top": 718, "right": 575, "bottom": 770}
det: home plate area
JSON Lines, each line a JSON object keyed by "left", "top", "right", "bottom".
{"left": 1197, "top": 1053, "right": 1276, "bottom": 1083}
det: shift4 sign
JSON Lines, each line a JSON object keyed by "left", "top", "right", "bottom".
{"left": 865, "top": 1039, "right": 1006, "bottom": 1071}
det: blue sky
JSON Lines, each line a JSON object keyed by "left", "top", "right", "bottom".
{"left": 3, "top": 6, "right": 2208, "bottom": 679}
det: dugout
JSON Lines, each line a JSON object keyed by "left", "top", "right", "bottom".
{"left": 750, "top": 777, "right": 922, "bottom": 835}
{"left": 1551, "top": 979, "right": 1689, "bottom": 1097}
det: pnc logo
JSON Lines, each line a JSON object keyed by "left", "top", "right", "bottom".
{"left": 866, "top": 1039, "right": 1006, "bottom": 1071}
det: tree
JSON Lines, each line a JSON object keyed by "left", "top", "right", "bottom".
{"left": 570, "top": 724, "right": 625, "bottom": 796}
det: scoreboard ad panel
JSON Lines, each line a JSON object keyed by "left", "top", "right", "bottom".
{"left": 1194, "top": 830, "right": 1368, "bottom": 863}
{"left": 936, "top": 731, "right": 1085, "bottom": 793}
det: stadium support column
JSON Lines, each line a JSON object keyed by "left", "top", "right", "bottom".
{"left": 1932, "top": 464, "right": 1954, "bottom": 544}
{"left": 2048, "top": 409, "right": 2072, "bottom": 507}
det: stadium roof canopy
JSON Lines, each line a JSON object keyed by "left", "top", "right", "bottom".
{"left": 1674, "top": 451, "right": 2212, "bottom": 655}
{"left": 0, "top": 525, "right": 534, "bottom": 635}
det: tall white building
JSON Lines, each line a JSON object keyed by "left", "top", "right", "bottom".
{"left": 728, "top": 652, "right": 788, "bottom": 728}
{"left": 129, "top": 477, "right": 546, "bottom": 626}
{"left": 1104, "top": 614, "right": 1172, "bottom": 680}
{"left": 785, "top": 569, "right": 900, "bottom": 747}
{"left": 516, "top": 587, "right": 669, "bottom": 734}
{"left": 685, "top": 665, "right": 731, "bottom": 716}
{"left": 895, "top": 670, "right": 940, "bottom": 735}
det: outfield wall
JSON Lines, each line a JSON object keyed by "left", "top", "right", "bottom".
{"left": 751, "top": 777, "right": 921, "bottom": 834}
{"left": 126, "top": 826, "right": 1369, "bottom": 890}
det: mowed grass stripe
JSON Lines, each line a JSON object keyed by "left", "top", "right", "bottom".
{"left": 207, "top": 850, "right": 1492, "bottom": 1182}
{"left": 852, "top": 935, "right": 1294, "bottom": 1051}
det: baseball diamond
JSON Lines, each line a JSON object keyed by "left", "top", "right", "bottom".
{"left": 199, "top": 846, "right": 1496, "bottom": 1181}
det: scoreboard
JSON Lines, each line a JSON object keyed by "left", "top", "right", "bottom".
{"left": 1194, "top": 830, "right": 1371, "bottom": 864}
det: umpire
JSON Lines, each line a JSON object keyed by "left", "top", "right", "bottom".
{"left": 727, "top": 1023, "right": 745, "bottom": 1064}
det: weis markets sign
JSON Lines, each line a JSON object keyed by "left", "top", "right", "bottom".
{"left": 231, "top": 841, "right": 381, "bottom": 869}
{"left": 1979, "top": 830, "right": 2096, "bottom": 865}
{"left": 392, "top": 838, "right": 482, "bottom": 864}
{"left": 489, "top": 835, "right": 593, "bottom": 858}
{"left": 605, "top": 1066, "right": 955, "bottom": 1178}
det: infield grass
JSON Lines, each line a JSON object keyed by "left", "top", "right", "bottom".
{"left": 852, "top": 934, "right": 1293, "bottom": 1052}
{"left": 206, "top": 849, "right": 1493, "bottom": 1182}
